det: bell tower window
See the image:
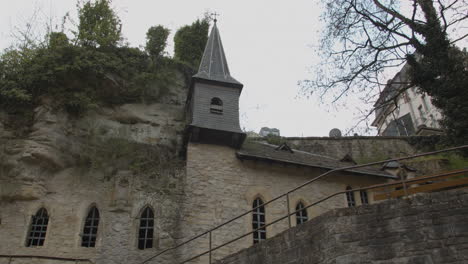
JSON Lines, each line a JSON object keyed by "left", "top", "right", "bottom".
{"left": 210, "top": 97, "right": 223, "bottom": 114}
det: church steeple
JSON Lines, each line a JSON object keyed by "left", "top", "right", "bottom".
{"left": 186, "top": 20, "right": 246, "bottom": 148}
{"left": 192, "top": 22, "right": 243, "bottom": 89}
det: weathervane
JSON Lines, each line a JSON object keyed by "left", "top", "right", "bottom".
{"left": 211, "top": 12, "right": 220, "bottom": 23}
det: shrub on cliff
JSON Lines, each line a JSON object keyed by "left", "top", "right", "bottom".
{"left": 0, "top": 1, "right": 205, "bottom": 116}
{"left": 174, "top": 18, "right": 210, "bottom": 68}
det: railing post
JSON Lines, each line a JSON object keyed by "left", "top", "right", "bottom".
{"left": 402, "top": 176, "right": 408, "bottom": 198}
{"left": 8, "top": 257, "right": 12, "bottom": 264}
{"left": 286, "top": 193, "right": 291, "bottom": 228}
{"left": 209, "top": 231, "right": 212, "bottom": 264}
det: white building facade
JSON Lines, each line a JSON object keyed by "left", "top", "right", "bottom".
{"left": 372, "top": 64, "right": 443, "bottom": 136}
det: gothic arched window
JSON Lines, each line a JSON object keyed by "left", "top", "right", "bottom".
{"left": 138, "top": 207, "right": 154, "bottom": 250}
{"left": 210, "top": 97, "right": 223, "bottom": 114}
{"left": 252, "top": 197, "right": 266, "bottom": 244}
{"left": 26, "top": 208, "right": 49, "bottom": 247}
{"left": 346, "top": 186, "right": 356, "bottom": 207}
{"left": 360, "top": 190, "right": 369, "bottom": 205}
{"left": 81, "top": 206, "right": 100, "bottom": 247}
{"left": 295, "top": 202, "right": 308, "bottom": 225}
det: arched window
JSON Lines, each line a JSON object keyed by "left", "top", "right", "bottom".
{"left": 81, "top": 206, "right": 100, "bottom": 247}
{"left": 138, "top": 207, "right": 154, "bottom": 250}
{"left": 26, "top": 208, "right": 49, "bottom": 247}
{"left": 252, "top": 197, "right": 266, "bottom": 244}
{"left": 360, "top": 190, "right": 369, "bottom": 205}
{"left": 295, "top": 202, "right": 308, "bottom": 225}
{"left": 210, "top": 97, "right": 223, "bottom": 114}
{"left": 346, "top": 186, "right": 356, "bottom": 207}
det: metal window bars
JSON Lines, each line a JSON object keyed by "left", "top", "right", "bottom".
{"left": 138, "top": 207, "right": 154, "bottom": 250}
{"left": 26, "top": 208, "right": 49, "bottom": 247}
{"left": 345, "top": 186, "right": 356, "bottom": 207}
{"left": 141, "top": 145, "right": 468, "bottom": 264}
{"left": 295, "top": 202, "right": 308, "bottom": 225}
{"left": 252, "top": 198, "right": 266, "bottom": 244}
{"left": 81, "top": 207, "right": 100, "bottom": 247}
{"left": 360, "top": 190, "right": 369, "bottom": 204}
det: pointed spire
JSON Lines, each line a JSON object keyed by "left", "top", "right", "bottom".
{"left": 193, "top": 22, "right": 243, "bottom": 88}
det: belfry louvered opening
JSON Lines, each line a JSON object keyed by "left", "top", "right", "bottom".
{"left": 81, "top": 206, "right": 100, "bottom": 247}
{"left": 138, "top": 207, "right": 154, "bottom": 250}
{"left": 26, "top": 208, "right": 49, "bottom": 247}
{"left": 210, "top": 97, "right": 223, "bottom": 114}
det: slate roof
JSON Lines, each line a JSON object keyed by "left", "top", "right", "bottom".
{"left": 192, "top": 22, "right": 243, "bottom": 88}
{"left": 237, "top": 142, "right": 396, "bottom": 179}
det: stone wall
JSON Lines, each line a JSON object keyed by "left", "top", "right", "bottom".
{"left": 177, "top": 143, "right": 390, "bottom": 264}
{"left": 284, "top": 136, "right": 418, "bottom": 162}
{"left": 216, "top": 188, "right": 468, "bottom": 264}
{"left": 281, "top": 136, "right": 450, "bottom": 175}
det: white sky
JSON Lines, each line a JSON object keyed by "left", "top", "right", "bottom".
{"left": 1, "top": 1, "right": 466, "bottom": 137}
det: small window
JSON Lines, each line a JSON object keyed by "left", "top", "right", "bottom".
{"left": 81, "top": 206, "right": 100, "bottom": 247}
{"left": 346, "top": 186, "right": 356, "bottom": 207}
{"left": 295, "top": 202, "right": 308, "bottom": 225}
{"left": 252, "top": 197, "right": 266, "bottom": 244}
{"left": 360, "top": 190, "right": 369, "bottom": 205}
{"left": 26, "top": 208, "right": 49, "bottom": 247}
{"left": 138, "top": 207, "right": 154, "bottom": 250}
{"left": 210, "top": 97, "right": 223, "bottom": 114}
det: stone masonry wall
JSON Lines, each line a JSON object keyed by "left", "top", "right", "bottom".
{"left": 216, "top": 188, "right": 468, "bottom": 264}
{"left": 175, "top": 143, "right": 390, "bottom": 264}
{"left": 285, "top": 136, "right": 417, "bottom": 162}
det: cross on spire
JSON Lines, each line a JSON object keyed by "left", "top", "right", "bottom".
{"left": 211, "top": 12, "right": 220, "bottom": 23}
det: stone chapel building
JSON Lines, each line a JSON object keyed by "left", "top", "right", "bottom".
{"left": 0, "top": 22, "right": 402, "bottom": 264}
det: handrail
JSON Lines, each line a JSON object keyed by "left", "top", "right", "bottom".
{"left": 178, "top": 167, "right": 468, "bottom": 264}
{"left": 0, "top": 254, "right": 92, "bottom": 263}
{"left": 141, "top": 145, "right": 468, "bottom": 264}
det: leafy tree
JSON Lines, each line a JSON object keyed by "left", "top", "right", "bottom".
{"left": 303, "top": 0, "right": 468, "bottom": 145}
{"left": 77, "top": 0, "right": 121, "bottom": 48}
{"left": 174, "top": 18, "right": 210, "bottom": 68}
{"left": 145, "top": 25, "right": 170, "bottom": 59}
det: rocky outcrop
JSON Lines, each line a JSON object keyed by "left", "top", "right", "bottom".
{"left": 0, "top": 70, "right": 188, "bottom": 202}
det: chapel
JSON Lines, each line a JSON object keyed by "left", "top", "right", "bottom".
{"left": 0, "top": 20, "right": 408, "bottom": 264}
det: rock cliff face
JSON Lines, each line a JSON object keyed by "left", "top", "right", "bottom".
{"left": 0, "top": 70, "right": 189, "bottom": 263}
{"left": 0, "top": 71, "right": 187, "bottom": 202}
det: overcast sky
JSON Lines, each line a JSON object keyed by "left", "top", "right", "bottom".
{"left": 1, "top": 1, "right": 466, "bottom": 137}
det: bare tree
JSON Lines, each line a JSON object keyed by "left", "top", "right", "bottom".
{"left": 303, "top": 0, "right": 468, "bottom": 143}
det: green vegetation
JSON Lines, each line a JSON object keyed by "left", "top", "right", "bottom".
{"left": 0, "top": 0, "right": 209, "bottom": 118}
{"left": 80, "top": 136, "right": 180, "bottom": 177}
{"left": 174, "top": 18, "right": 210, "bottom": 68}
{"left": 77, "top": 0, "right": 121, "bottom": 48}
{"left": 146, "top": 25, "right": 170, "bottom": 60}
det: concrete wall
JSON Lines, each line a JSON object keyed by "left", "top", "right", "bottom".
{"left": 216, "top": 188, "right": 468, "bottom": 264}
{"left": 178, "top": 143, "right": 389, "bottom": 263}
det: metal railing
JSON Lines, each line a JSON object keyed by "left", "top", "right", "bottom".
{"left": 0, "top": 255, "right": 92, "bottom": 263}
{"left": 141, "top": 145, "right": 468, "bottom": 264}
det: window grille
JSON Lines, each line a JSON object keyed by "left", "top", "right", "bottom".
{"left": 26, "top": 208, "right": 49, "bottom": 247}
{"left": 210, "top": 97, "right": 223, "bottom": 114}
{"left": 346, "top": 186, "right": 356, "bottom": 207}
{"left": 138, "top": 207, "right": 154, "bottom": 250}
{"left": 295, "top": 202, "right": 308, "bottom": 225}
{"left": 252, "top": 198, "right": 266, "bottom": 244}
{"left": 360, "top": 190, "right": 369, "bottom": 205}
{"left": 81, "top": 206, "right": 100, "bottom": 247}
